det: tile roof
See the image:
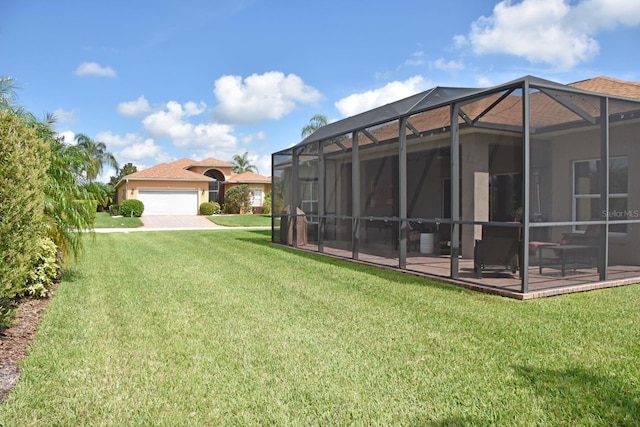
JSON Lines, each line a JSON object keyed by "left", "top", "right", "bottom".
{"left": 569, "top": 76, "right": 640, "bottom": 99}
{"left": 123, "top": 162, "right": 212, "bottom": 180}
{"left": 226, "top": 171, "right": 271, "bottom": 183}
{"left": 191, "top": 157, "right": 234, "bottom": 167}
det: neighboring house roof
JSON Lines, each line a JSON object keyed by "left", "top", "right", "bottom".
{"left": 115, "top": 157, "right": 271, "bottom": 189}
{"left": 226, "top": 171, "right": 271, "bottom": 184}
{"left": 190, "top": 157, "right": 235, "bottom": 167}
{"left": 115, "top": 159, "right": 213, "bottom": 188}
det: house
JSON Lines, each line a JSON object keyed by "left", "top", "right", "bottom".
{"left": 115, "top": 157, "right": 271, "bottom": 215}
{"left": 271, "top": 75, "right": 640, "bottom": 298}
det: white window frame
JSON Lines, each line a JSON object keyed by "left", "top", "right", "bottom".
{"left": 300, "top": 180, "right": 318, "bottom": 224}
{"left": 251, "top": 189, "right": 263, "bottom": 207}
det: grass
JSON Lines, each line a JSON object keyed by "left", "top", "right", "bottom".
{"left": 93, "top": 211, "right": 143, "bottom": 228}
{"left": 1, "top": 230, "right": 638, "bottom": 425}
{"left": 207, "top": 213, "right": 271, "bottom": 227}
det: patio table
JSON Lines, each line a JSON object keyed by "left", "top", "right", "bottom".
{"left": 538, "top": 244, "right": 592, "bottom": 277}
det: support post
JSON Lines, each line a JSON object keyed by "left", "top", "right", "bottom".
{"left": 399, "top": 117, "right": 408, "bottom": 269}
{"left": 352, "top": 131, "right": 360, "bottom": 259}
{"left": 450, "top": 104, "right": 460, "bottom": 278}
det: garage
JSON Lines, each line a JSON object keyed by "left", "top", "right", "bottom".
{"left": 137, "top": 190, "right": 198, "bottom": 215}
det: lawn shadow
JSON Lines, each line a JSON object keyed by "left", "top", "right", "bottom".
{"left": 236, "top": 230, "right": 472, "bottom": 296}
{"left": 513, "top": 364, "right": 639, "bottom": 425}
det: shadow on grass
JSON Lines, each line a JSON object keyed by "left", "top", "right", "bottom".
{"left": 236, "top": 229, "right": 471, "bottom": 296}
{"left": 513, "top": 365, "right": 639, "bottom": 425}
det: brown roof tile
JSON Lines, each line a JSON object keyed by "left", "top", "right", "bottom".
{"left": 191, "top": 157, "right": 234, "bottom": 167}
{"left": 124, "top": 162, "right": 212, "bottom": 180}
{"left": 226, "top": 171, "right": 271, "bottom": 183}
{"left": 569, "top": 76, "right": 640, "bottom": 99}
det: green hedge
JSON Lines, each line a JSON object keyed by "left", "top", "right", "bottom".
{"left": 199, "top": 202, "right": 221, "bottom": 215}
{"left": 120, "top": 199, "right": 145, "bottom": 217}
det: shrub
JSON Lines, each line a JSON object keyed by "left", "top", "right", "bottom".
{"left": 0, "top": 110, "right": 48, "bottom": 303}
{"left": 263, "top": 192, "right": 272, "bottom": 214}
{"left": 199, "top": 202, "right": 221, "bottom": 215}
{"left": 120, "top": 199, "right": 144, "bottom": 217}
{"left": 23, "top": 238, "right": 60, "bottom": 298}
{"left": 223, "top": 185, "right": 252, "bottom": 214}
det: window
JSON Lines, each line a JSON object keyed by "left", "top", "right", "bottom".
{"left": 300, "top": 180, "right": 318, "bottom": 224}
{"left": 489, "top": 173, "right": 522, "bottom": 222}
{"left": 573, "top": 157, "right": 628, "bottom": 233}
{"left": 251, "top": 189, "right": 263, "bottom": 207}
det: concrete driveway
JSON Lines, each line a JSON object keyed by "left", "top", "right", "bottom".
{"left": 94, "top": 215, "right": 225, "bottom": 233}
{"left": 139, "top": 215, "right": 224, "bottom": 230}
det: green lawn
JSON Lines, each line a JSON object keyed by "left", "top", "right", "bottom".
{"left": 207, "top": 213, "right": 271, "bottom": 227}
{"left": 93, "top": 211, "right": 143, "bottom": 228}
{"left": 1, "top": 230, "right": 638, "bottom": 425}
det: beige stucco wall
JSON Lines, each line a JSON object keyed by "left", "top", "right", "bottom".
{"left": 118, "top": 179, "right": 209, "bottom": 212}
{"left": 546, "top": 120, "right": 640, "bottom": 265}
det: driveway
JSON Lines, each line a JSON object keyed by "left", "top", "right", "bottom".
{"left": 94, "top": 215, "right": 225, "bottom": 233}
{"left": 139, "top": 215, "right": 224, "bottom": 230}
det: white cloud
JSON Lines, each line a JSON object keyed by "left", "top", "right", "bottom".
{"left": 75, "top": 62, "right": 116, "bottom": 77}
{"left": 242, "top": 131, "right": 266, "bottom": 145}
{"left": 117, "top": 96, "right": 152, "bottom": 116}
{"left": 334, "top": 76, "right": 431, "bottom": 118}
{"left": 405, "top": 50, "right": 425, "bottom": 66}
{"left": 255, "top": 154, "right": 271, "bottom": 176}
{"left": 458, "top": 0, "right": 640, "bottom": 70}
{"left": 57, "top": 130, "right": 76, "bottom": 144}
{"left": 142, "top": 100, "right": 237, "bottom": 152}
{"left": 118, "top": 139, "right": 163, "bottom": 160}
{"left": 431, "top": 58, "right": 464, "bottom": 71}
{"left": 212, "top": 71, "right": 324, "bottom": 124}
{"left": 53, "top": 108, "right": 77, "bottom": 123}
{"left": 96, "top": 131, "right": 148, "bottom": 149}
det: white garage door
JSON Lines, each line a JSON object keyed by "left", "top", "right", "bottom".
{"left": 137, "top": 190, "right": 198, "bottom": 215}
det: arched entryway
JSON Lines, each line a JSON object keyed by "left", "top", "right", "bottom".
{"left": 204, "top": 169, "right": 225, "bottom": 204}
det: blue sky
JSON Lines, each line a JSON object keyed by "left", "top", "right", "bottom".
{"left": 2, "top": 0, "right": 639, "bottom": 179}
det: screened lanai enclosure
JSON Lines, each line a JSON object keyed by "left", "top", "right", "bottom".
{"left": 271, "top": 76, "right": 640, "bottom": 298}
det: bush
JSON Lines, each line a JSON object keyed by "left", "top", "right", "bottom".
{"left": 110, "top": 204, "right": 120, "bottom": 216}
{"left": 223, "top": 185, "right": 252, "bottom": 214}
{"left": 23, "top": 238, "right": 60, "bottom": 298}
{"left": 263, "top": 192, "right": 272, "bottom": 214}
{"left": 0, "top": 110, "right": 48, "bottom": 303}
{"left": 199, "top": 202, "right": 220, "bottom": 215}
{"left": 120, "top": 199, "right": 144, "bottom": 217}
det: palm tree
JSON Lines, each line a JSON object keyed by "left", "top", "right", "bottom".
{"left": 0, "top": 77, "right": 19, "bottom": 110}
{"left": 301, "top": 114, "right": 328, "bottom": 139}
{"left": 73, "top": 133, "right": 119, "bottom": 182}
{"left": 232, "top": 152, "right": 258, "bottom": 174}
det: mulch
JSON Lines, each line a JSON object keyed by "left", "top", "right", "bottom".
{"left": 0, "top": 283, "right": 57, "bottom": 402}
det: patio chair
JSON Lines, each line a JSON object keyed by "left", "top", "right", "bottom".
{"left": 474, "top": 225, "right": 521, "bottom": 278}
{"left": 394, "top": 221, "right": 423, "bottom": 252}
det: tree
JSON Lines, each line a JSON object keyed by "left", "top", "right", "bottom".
{"left": 109, "top": 162, "right": 138, "bottom": 186}
{"left": 73, "top": 133, "right": 119, "bottom": 183}
{"left": 301, "top": 114, "right": 328, "bottom": 139}
{"left": 232, "top": 152, "right": 257, "bottom": 174}
{"left": 223, "top": 185, "right": 252, "bottom": 214}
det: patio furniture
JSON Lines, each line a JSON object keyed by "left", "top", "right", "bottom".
{"left": 538, "top": 244, "right": 594, "bottom": 276}
{"left": 474, "top": 225, "right": 521, "bottom": 278}
{"left": 280, "top": 206, "right": 308, "bottom": 246}
{"left": 535, "top": 224, "right": 601, "bottom": 274}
